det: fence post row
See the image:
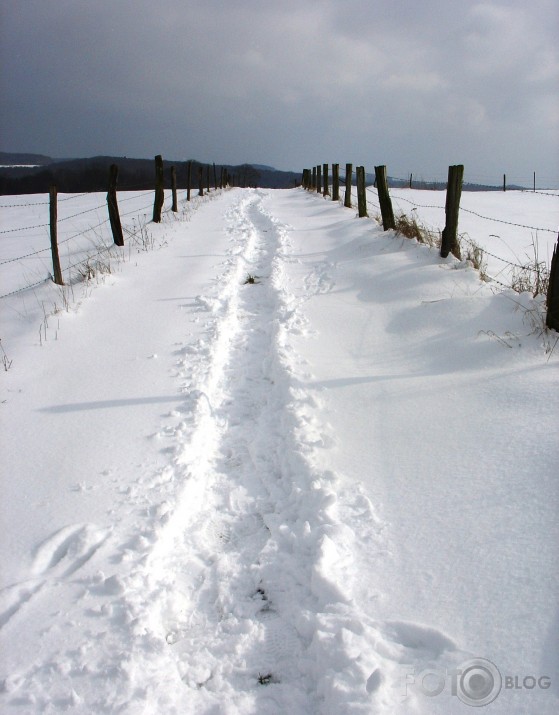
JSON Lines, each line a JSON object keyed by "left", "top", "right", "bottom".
{"left": 374, "top": 165, "right": 395, "bottom": 231}
{"left": 49, "top": 185, "right": 64, "bottom": 285}
{"left": 547, "top": 234, "right": 559, "bottom": 331}
{"left": 152, "top": 155, "right": 165, "bottom": 223}
{"left": 356, "top": 166, "right": 368, "bottom": 218}
{"left": 440, "top": 164, "right": 464, "bottom": 259}
{"left": 107, "top": 164, "right": 124, "bottom": 246}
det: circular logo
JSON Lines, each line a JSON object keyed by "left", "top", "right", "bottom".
{"left": 457, "top": 658, "right": 502, "bottom": 707}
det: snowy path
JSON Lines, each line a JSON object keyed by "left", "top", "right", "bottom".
{"left": 1, "top": 188, "right": 558, "bottom": 714}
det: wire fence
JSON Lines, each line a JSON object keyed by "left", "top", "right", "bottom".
{"left": 0, "top": 185, "right": 204, "bottom": 300}
{"left": 303, "top": 168, "right": 558, "bottom": 303}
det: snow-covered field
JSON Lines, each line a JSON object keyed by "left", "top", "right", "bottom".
{"left": 1, "top": 187, "right": 558, "bottom": 713}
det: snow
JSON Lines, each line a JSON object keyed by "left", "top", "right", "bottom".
{"left": 1, "top": 186, "right": 558, "bottom": 714}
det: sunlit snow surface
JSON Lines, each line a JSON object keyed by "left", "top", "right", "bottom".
{"left": 1, "top": 188, "right": 558, "bottom": 713}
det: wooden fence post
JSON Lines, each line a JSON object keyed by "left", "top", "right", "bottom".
{"left": 547, "top": 233, "right": 559, "bottom": 331}
{"left": 206, "top": 165, "right": 210, "bottom": 194}
{"left": 213, "top": 163, "right": 217, "bottom": 191}
{"left": 198, "top": 165, "right": 204, "bottom": 196}
{"left": 323, "top": 163, "right": 330, "bottom": 197}
{"left": 107, "top": 164, "right": 124, "bottom": 246}
{"left": 186, "top": 161, "right": 192, "bottom": 201}
{"left": 409, "top": 173, "right": 413, "bottom": 189}
{"left": 152, "top": 155, "right": 164, "bottom": 223}
{"left": 312, "top": 166, "right": 317, "bottom": 191}
{"left": 49, "top": 185, "right": 63, "bottom": 285}
{"left": 374, "top": 165, "right": 395, "bottom": 230}
{"left": 316, "top": 165, "right": 322, "bottom": 194}
{"left": 344, "top": 163, "right": 352, "bottom": 208}
{"left": 332, "top": 164, "right": 339, "bottom": 201}
{"left": 440, "top": 164, "right": 464, "bottom": 259}
{"left": 171, "top": 166, "right": 178, "bottom": 212}
{"left": 503, "top": 174, "right": 506, "bottom": 192}
{"left": 356, "top": 166, "right": 368, "bottom": 218}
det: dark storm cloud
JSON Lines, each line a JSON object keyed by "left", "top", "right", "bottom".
{"left": 1, "top": 0, "right": 558, "bottom": 185}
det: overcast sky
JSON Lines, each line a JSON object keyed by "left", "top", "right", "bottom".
{"left": 1, "top": 0, "right": 558, "bottom": 186}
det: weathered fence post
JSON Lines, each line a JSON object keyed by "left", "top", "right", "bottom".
{"left": 503, "top": 174, "right": 506, "bottom": 192}
{"left": 107, "top": 164, "right": 124, "bottom": 246}
{"left": 344, "top": 163, "right": 352, "bottom": 208}
{"left": 49, "top": 185, "right": 63, "bottom": 285}
{"left": 206, "top": 165, "right": 210, "bottom": 194}
{"left": 316, "top": 165, "right": 322, "bottom": 194}
{"left": 440, "top": 164, "right": 464, "bottom": 259}
{"left": 356, "top": 166, "right": 368, "bottom": 218}
{"left": 152, "top": 155, "right": 164, "bottom": 223}
{"left": 171, "top": 166, "right": 178, "bottom": 212}
{"left": 409, "top": 173, "right": 413, "bottom": 189}
{"left": 323, "top": 163, "right": 330, "bottom": 197}
{"left": 374, "top": 165, "right": 395, "bottom": 230}
{"left": 213, "top": 163, "right": 217, "bottom": 191}
{"left": 198, "top": 165, "right": 204, "bottom": 196}
{"left": 312, "top": 166, "right": 317, "bottom": 191}
{"left": 332, "top": 164, "right": 339, "bottom": 201}
{"left": 547, "top": 233, "right": 559, "bottom": 331}
{"left": 187, "top": 161, "right": 192, "bottom": 201}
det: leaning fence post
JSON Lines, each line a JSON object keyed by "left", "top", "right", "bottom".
{"left": 332, "top": 164, "right": 340, "bottom": 201}
{"left": 107, "top": 164, "right": 124, "bottom": 246}
{"left": 152, "top": 155, "right": 165, "bottom": 223}
{"left": 171, "top": 166, "right": 178, "bottom": 212}
{"left": 356, "top": 166, "right": 368, "bottom": 218}
{"left": 547, "top": 233, "right": 559, "bottom": 331}
{"left": 440, "top": 164, "right": 464, "bottom": 259}
{"left": 323, "top": 163, "right": 330, "bottom": 197}
{"left": 49, "top": 185, "right": 63, "bottom": 285}
{"left": 374, "top": 165, "right": 395, "bottom": 230}
{"left": 344, "top": 163, "right": 353, "bottom": 208}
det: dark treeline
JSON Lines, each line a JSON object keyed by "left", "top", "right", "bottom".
{"left": 0, "top": 155, "right": 301, "bottom": 195}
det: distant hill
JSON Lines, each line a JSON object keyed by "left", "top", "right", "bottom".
{"left": 0, "top": 153, "right": 301, "bottom": 194}
{"left": 0, "top": 151, "right": 53, "bottom": 166}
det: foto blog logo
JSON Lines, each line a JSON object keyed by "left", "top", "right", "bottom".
{"left": 402, "top": 657, "right": 552, "bottom": 707}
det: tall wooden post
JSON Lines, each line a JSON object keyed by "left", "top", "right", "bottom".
{"left": 440, "top": 164, "right": 464, "bottom": 259}
{"left": 312, "top": 166, "right": 317, "bottom": 191}
{"left": 356, "top": 166, "right": 368, "bottom": 218}
{"left": 152, "top": 155, "right": 164, "bottom": 223}
{"left": 206, "top": 165, "right": 210, "bottom": 194}
{"left": 546, "top": 234, "right": 559, "bottom": 331}
{"left": 332, "top": 164, "right": 340, "bottom": 201}
{"left": 49, "top": 186, "right": 64, "bottom": 285}
{"left": 171, "top": 166, "right": 178, "bottom": 212}
{"left": 344, "top": 163, "right": 352, "bottom": 208}
{"left": 316, "top": 165, "right": 322, "bottom": 194}
{"left": 198, "top": 165, "right": 204, "bottom": 196}
{"left": 323, "top": 163, "right": 330, "bottom": 196}
{"left": 374, "top": 165, "right": 395, "bottom": 230}
{"left": 107, "top": 164, "right": 124, "bottom": 246}
{"left": 503, "top": 174, "right": 506, "bottom": 192}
